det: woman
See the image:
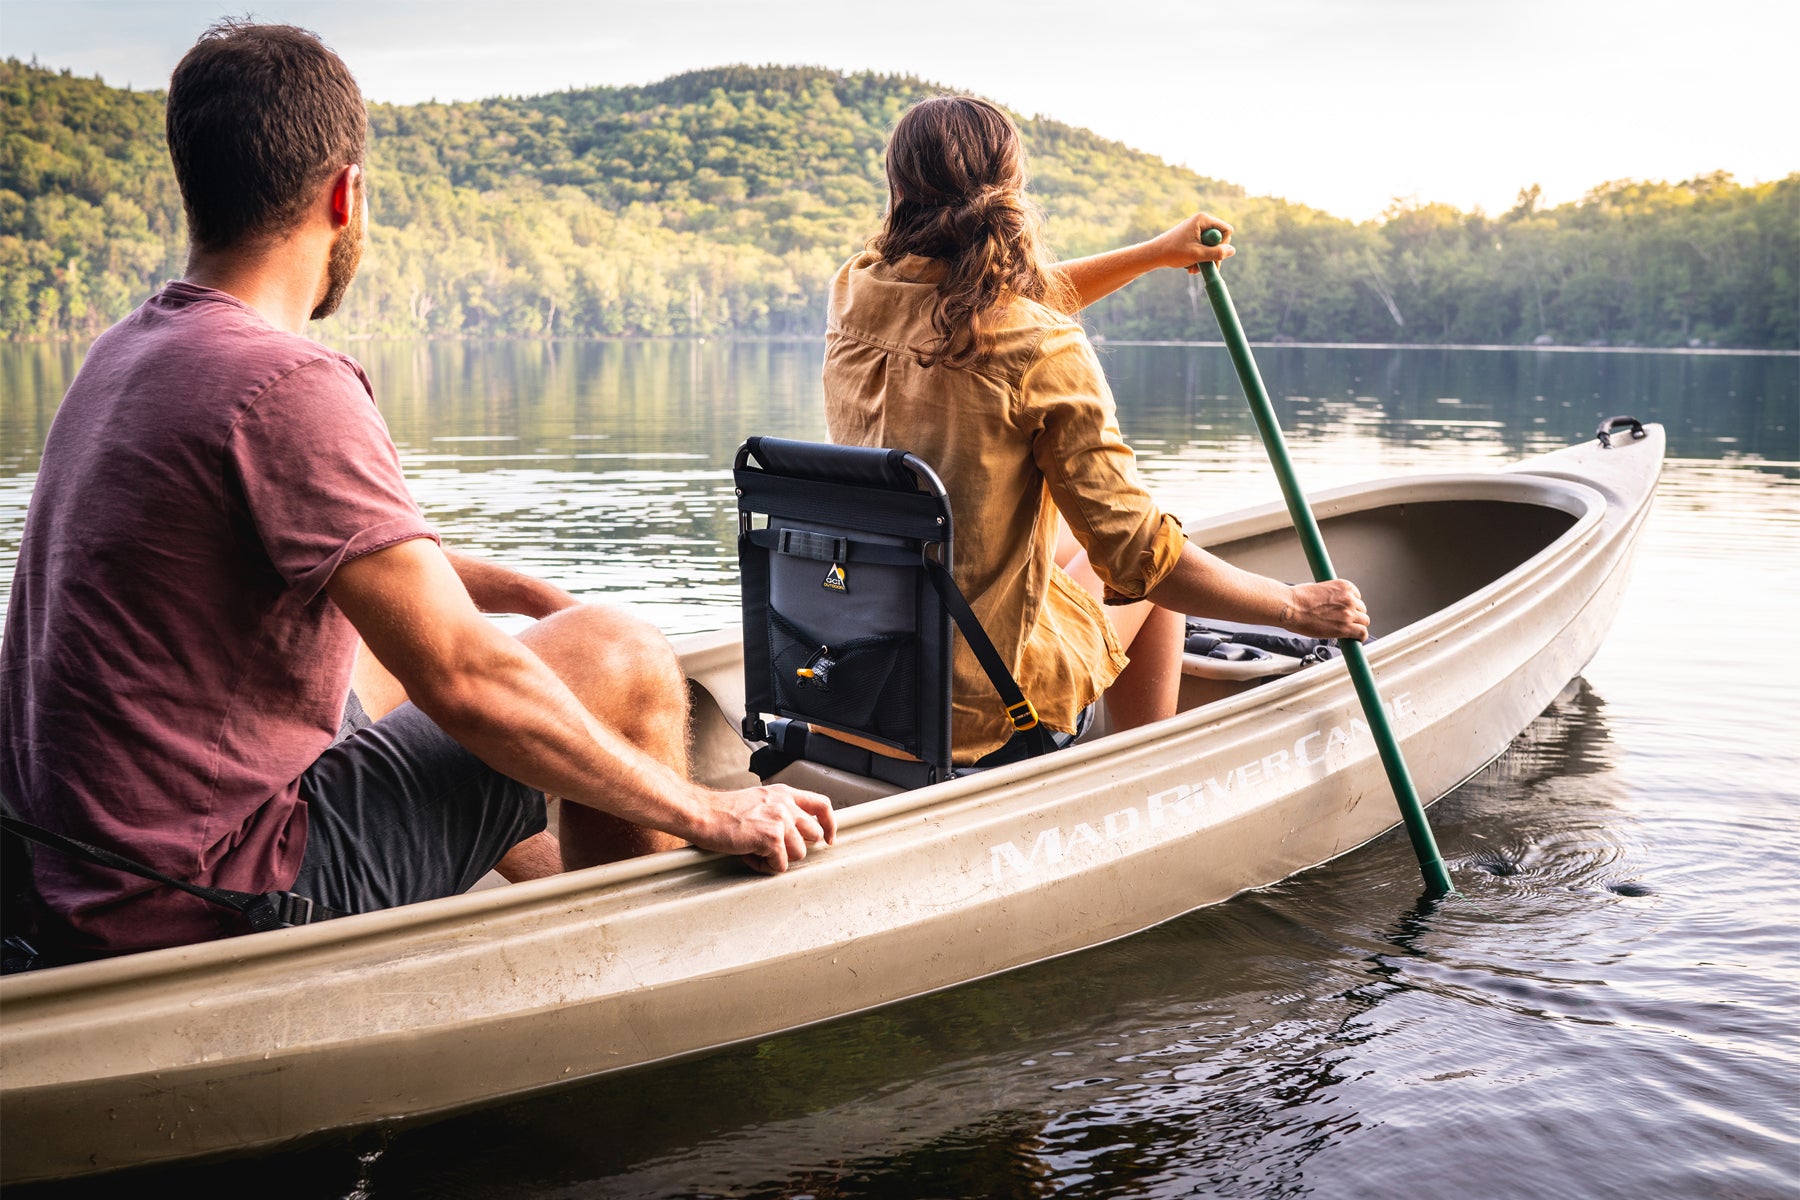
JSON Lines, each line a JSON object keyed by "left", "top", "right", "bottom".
{"left": 823, "top": 96, "right": 1367, "bottom": 766}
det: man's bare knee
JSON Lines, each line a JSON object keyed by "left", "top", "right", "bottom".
{"left": 516, "top": 604, "right": 692, "bottom": 873}
{"left": 521, "top": 603, "right": 679, "bottom": 695}
{"left": 518, "top": 602, "right": 689, "bottom": 767}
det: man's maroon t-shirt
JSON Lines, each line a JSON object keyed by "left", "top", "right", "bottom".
{"left": 0, "top": 282, "right": 438, "bottom": 955}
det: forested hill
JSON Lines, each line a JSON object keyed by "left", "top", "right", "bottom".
{"left": 3, "top": 58, "right": 1795, "bottom": 348}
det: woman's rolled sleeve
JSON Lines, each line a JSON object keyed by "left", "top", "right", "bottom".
{"left": 1023, "top": 326, "right": 1185, "bottom": 603}
{"left": 1103, "top": 510, "right": 1186, "bottom": 605}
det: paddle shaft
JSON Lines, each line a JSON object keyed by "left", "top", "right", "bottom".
{"left": 1196, "top": 229, "right": 1454, "bottom": 896}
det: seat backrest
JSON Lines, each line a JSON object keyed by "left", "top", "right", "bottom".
{"left": 735, "top": 437, "right": 957, "bottom": 787}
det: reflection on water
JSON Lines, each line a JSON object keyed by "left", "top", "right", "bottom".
{"left": 1103, "top": 343, "right": 1798, "bottom": 463}
{"left": 2, "top": 342, "right": 1797, "bottom": 1199}
{"left": 4, "top": 341, "right": 1794, "bottom": 628}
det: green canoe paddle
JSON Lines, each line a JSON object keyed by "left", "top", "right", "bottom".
{"left": 1196, "top": 226, "right": 1455, "bottom": 897}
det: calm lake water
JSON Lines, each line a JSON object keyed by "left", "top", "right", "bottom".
{"left": 2, "top": 340, "right": 1797, "bottom": 1199}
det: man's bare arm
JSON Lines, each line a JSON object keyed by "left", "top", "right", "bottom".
{"left": 1058, "top": 212, "right": 1236, "bottom": 309}
{"left": 328, "top": 539, "right": 835, "bottom": 870}
{"left": 445, "top": 548, "right": 577, "bottom": 619}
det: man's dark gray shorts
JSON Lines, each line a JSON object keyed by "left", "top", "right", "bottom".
{"left": 290, "top": 692, "right": 547, "bottom": 915}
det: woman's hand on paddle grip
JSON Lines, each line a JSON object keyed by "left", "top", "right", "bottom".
{"left": 1281, "top": 580, "right": 1369, "bottom": 641}
{"left": 699, "top": 784, "right": 837, "bottom": 874}
{"left": 1150, "top": 212, "right": 1235, "bottom": 273}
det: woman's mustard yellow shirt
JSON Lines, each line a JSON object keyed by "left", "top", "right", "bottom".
{"left": 824, "top": 252, "right": 1187, "bottom": 761}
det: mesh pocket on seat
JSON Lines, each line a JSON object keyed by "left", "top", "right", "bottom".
{"left": 769, "top": 608, "right": 917, "bottom": 739}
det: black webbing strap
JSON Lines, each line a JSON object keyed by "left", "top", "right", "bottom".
{"left": 748, "top": 527, "right": 1054, "bottom": 752}
{"left": 749, "top": 527, "right": 923, "bottom": 567}
{"left": 775, "top": 528, "right": 849, "bottom": 563}
{"left": 1, "top": 813, "right": 345, "bottom": 931}
{"left": 749, "top": 718, "right": 941, "bottom": 790}
{"left": 922, "top": 557, "right": 1056, "bottom": 753}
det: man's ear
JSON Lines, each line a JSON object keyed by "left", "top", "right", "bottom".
{"left": 329, "top": 165, "right": 361, "bottom": 228}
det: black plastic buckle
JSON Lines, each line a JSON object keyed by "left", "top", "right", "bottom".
{"left": 244, "top": 891, "right": 317, "bottom": 932}
{"left": 2, "top": 934, "right": 45, "bottom": 975}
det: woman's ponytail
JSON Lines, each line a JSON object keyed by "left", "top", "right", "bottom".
{"left": 870, "top": 98, "right": 1075, "bottom": 368}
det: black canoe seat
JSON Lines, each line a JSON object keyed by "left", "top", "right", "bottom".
{"left": 733, "top": 437, "right": 1051, "bottom": 792}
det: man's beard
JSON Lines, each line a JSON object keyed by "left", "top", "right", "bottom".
{"left": 310, "top": 193, "right": 365, "bottom": 322}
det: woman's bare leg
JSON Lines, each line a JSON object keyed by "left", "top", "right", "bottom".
{"left": 1061, "top": 548, "right": 1185, "bottom": 731}
{"left": 1100, "top": 603, "right": 1184, "bottom": 729}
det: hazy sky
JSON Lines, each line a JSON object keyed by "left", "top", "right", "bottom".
{"left": 5, "top": 0, "right": 1794, "bottom": 222}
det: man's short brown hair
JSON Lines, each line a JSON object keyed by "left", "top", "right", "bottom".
{"left": 166, "top": 20, "right": 367, "bottom": 250}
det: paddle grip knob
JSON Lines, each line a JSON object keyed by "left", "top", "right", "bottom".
{"left": 1202, "top": 228, "right": 1224, "bottom": 247}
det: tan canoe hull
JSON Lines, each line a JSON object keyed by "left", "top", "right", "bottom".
{"left": 0, "top": 428, "right": 1662, "bottom": 1182}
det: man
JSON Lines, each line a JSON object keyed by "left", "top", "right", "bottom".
{"left": 0, "top": 21, "right": 833, "bottom": 961}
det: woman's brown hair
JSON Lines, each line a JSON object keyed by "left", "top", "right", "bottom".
{"left": 870, "top": 97, "right": 1075, "bottom": 368}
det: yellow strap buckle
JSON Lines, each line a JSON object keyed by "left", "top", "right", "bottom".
{"left": 1006, "top": 700, "right": 1040, "bottom": 731}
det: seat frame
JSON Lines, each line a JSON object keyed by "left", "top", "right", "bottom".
{"left": 735, "top": 437, "right": 1047, "bottom": 789}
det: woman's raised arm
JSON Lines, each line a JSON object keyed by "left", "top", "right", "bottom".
{"left": 1056, "top": 212, "right": 1235, "bottom": 309}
